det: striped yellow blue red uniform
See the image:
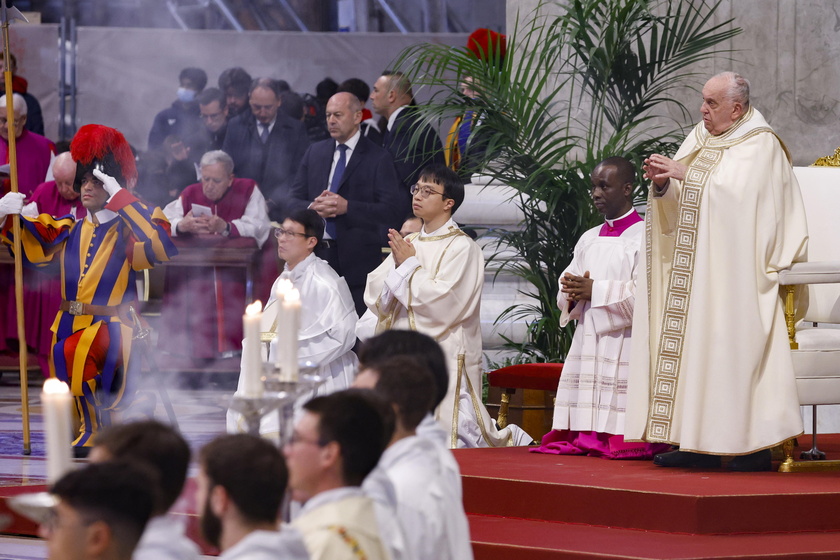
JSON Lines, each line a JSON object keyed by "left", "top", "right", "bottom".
{"left": 2, "top": 189, "right": 177, "bottom": 447}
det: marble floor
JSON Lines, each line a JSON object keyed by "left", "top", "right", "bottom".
{"left": 0, "top": 366, "right": 239, "bottom": 560}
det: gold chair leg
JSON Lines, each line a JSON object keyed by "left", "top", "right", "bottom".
{"left": 498, "top": 389, "right": 514, "bottom": 428}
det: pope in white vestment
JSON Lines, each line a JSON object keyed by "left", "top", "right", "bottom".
{"left": 227, "top": 252, "right": 358, "bottom": 437}
{"left": 365, "top": 218, "right": 531, "bottom": 448}
{"left": 624, "top": 88, "right": 808, "bottom": 457}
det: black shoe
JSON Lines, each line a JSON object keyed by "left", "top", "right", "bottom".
{"left": 72, "top": 446, "right": 91, "bottom": 459}
{"left": 653, "top": 450, "right": 721, "bottom": 468}
{"left": 727, "top": 449, "right": 771, "bottom": 472}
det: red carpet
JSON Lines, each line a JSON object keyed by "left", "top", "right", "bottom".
{"left": 454, "top": 435, "right": 840, "bottom": 559}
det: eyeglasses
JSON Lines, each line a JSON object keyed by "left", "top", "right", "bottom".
{"left": 410, "top": 183, "right": 445, "bottom": 199}
{"left": 274, "top": 227, "right": 311, "bottom": 240}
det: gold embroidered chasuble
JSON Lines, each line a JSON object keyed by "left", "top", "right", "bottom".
{"left": 624, "top": 108, "right": 808, "bottom": 455}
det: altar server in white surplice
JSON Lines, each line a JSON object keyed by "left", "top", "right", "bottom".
{"left": 227, "top": 209, "right": 358, "bottom": 437}
{"left": 287, "top": 391, "right": 391, "bottom": 560}
{"left": 364, "top": 164, "right": 531, "bottom": 448}
{"left": 533, "top": 157, "right": 670, "bottom": 460}
{"left": 356, "top": 356, "right": 473, "bottom": 560}
{"left": 625, "top": 72, "right": 808, "bottom": 472}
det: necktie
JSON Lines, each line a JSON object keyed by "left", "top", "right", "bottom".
{"left": 329, "top": 144, "right": 348, "bottom": 192}
{"left": 326, "top": 144, "right": 348, "bottom": 239}
{"left": 259, "top": 125, "right": 269, "bottom": 144}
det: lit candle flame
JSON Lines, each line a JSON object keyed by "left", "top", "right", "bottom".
{"left": 275, "top": 279, "right": 294, "bottom": 298}
{"left": 245, "top": 300, "right": 263, "bottom": 316}
{"left": 43, "top": 378, "right": 69, "bottom": 395}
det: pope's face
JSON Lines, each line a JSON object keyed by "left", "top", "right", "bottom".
{"left": 700, "top": 76, "right": 743, "bottom": 136}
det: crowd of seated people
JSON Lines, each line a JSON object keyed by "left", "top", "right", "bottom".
{"left": 0, "top": 61, "right": 452, "bottom": 371}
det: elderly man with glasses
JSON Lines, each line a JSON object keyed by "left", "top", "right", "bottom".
{"left": 227, "top": 208, "right": 358, "bottom": 438}
{"left": 160, "top": 149, "right": 271, "bottom": 363}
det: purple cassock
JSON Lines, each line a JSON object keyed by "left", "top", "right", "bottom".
{"left": 1, "top": 181, "right": 87, "bottom": 375}
{"left": 0, "top": 129, "right": 55, "bottom": 196}
{"left": 158, "top": 177, "right": 274, "bottom": 361}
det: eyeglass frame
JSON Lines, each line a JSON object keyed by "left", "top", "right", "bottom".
{"left": 409, "top": 183, "right": 446, "bottom": 200}
{"left": 274, "top": 227, "right": 314, "bottom": 240}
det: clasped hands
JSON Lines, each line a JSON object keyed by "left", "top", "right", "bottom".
{"left": 561, "top": 271, "right": 593, "bottom": 302}
{"left": 642, "top": 154, "right": 687, "bottom": 195}
{"left": 310, "top": 190, "right": 348, "bottom": 219}
{"left": 388, "top": 229, "right": 415, "bottom": 266}
{"left": 178, "top": 212, "right": 228, "bottom": 235}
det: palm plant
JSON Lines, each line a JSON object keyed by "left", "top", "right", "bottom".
{"left": 391, "top": 0, "right": 741, "bottom": 363}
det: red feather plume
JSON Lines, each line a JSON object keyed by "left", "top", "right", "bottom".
{"left": 70, "top": 124, "right": 137, "bottom": 183}
{"left": 466, "top": 28, "right": 507, "bottom": 62}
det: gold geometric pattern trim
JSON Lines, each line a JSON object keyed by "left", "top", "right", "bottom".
{"left": 646, "top": 146, "right": 722, "bottom": 442}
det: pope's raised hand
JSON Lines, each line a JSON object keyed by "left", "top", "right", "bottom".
{"left": 93, "top": 166, "right": 123, "bottom": 198}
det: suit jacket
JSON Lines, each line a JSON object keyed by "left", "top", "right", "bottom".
{"left": 384, "top": 107, "right": 446, "bottom": 192}
{"left": 222, "top": 112, "right": 310, "bottom": 220}
{"left": 290, "top": 135, "right": 403, "bottom": 289}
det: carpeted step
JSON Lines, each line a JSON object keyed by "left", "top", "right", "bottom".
{"left": 468, "top": 514, "right": 840, "bottom": 560}
{"left": 454, "top": 443, "right": 840, "bottom": 534}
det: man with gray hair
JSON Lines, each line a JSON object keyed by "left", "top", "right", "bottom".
{"left": 625, "top": 72, "right": 808, "bottom": 471}
{"left": 0, "top": 92, "right": 55, "bottom": 196}
{"left": 160, "top": 149, "right": 271, "bottom": 361}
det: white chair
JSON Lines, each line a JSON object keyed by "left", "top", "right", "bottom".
{"left": 778, "top": 165, "right": 840, "bottom": 472}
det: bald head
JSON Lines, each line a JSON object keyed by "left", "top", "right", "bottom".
{"left": 326, "top": 92, "right": 363, "bottom": 144}
{"left": 53, "top": 152, "right": 79, "bottom": 201}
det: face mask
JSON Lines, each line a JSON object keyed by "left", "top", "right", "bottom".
{"left": 177, "top": 87, "right": 196, "bottom": 103}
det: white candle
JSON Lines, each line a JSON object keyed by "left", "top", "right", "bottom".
{"left": 242, "top": 300, "right": 264, "bottom": 397}
{"left": 42, "top": 379, "right": 73, "bottom": 483}
{"left": 273, "top": 278, "right": 293, "bottom": 369}
{"left": 278, "top": 288, "right": 301, "bottom": 381}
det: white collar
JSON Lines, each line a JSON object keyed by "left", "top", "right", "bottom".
{"left": 337, "top": 129, "right": 362, "bottom": 153}
{"left": 386, "top": 105, "right": 409, "bottom": 132}
{"left": 85, "top": 208, "right": 118, "bottom": 225}
{"left": 299, "top": 486, "right": 365, "bottom": 515}
{"left": 420, "top": 218, "right": 457, "bottom": 237}
{"left": 604, "top": 207, "right": 635, "bottom": 227}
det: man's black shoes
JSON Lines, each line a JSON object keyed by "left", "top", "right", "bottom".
{"left": 653, "top": 450, "right": 721, "bottom": 468}
{"left": 727, "top": 449, "right": 772, "bottom": 472}
{"left": 653, "top": 448, "right": 772, "bottom": 471}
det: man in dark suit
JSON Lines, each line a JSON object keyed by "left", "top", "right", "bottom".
{"left": 222, "top": 77, "right": 310, "bottom": 221}
{"left": 370, "top": 71, "right": 446, "bottom": 205}
{"left": 290, "top": 92, "right": 403, "bottom": 315}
